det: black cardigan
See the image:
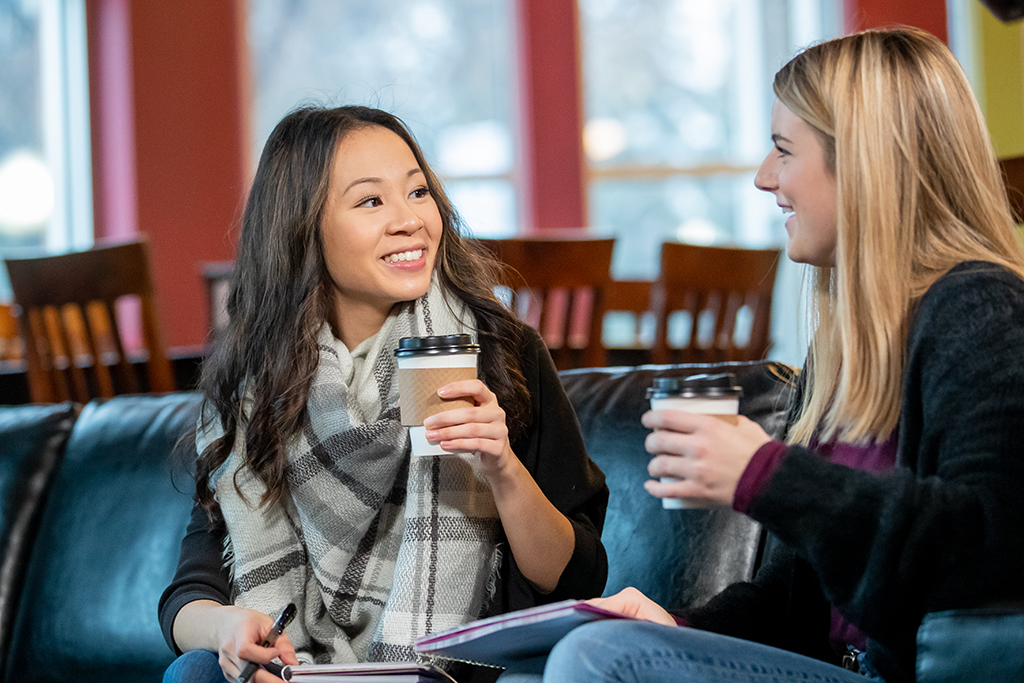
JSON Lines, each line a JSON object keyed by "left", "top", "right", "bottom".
{"left": 158, "top": 325, "right": 609, "bottom": 680}
{"left": 687, "top": 261, "right": 1024, "bottom": 682}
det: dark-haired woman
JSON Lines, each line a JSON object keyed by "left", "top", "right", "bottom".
{"left": 158, "top": 105, "right": 608, "bottom": 683}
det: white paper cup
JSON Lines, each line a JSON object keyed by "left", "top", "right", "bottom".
{"left": 395, "top": 334, "right": 480, "bottom": 457}
{"left": 647, "top": 374, "right": 742, "bottom": 509}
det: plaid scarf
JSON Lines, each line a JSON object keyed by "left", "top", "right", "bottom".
{"left": 202, "top": 281, "right": 502, "bottom": 664}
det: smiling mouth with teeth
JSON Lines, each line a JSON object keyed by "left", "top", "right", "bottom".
{"left": 384, "top": 249, "right": 424, "bottom": 264}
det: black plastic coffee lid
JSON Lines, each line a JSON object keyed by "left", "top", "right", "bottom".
{"left": 394, "top": 334, "right": 480, "bottom": 357}
{"left": 646, "top": 372, "right": 743, "bottom": 399}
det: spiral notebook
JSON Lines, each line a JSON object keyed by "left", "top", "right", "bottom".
{"left": 279, "top": 662, "right": 457, "bottom": 683}
{"left": 414, "top": 599, "right": 632, "bottom": 669}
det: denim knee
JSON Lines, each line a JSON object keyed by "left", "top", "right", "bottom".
{"left": 163, "top": 649, "right": 223, "bottom": 683}
{"left": 544, "top": 620, "right": 628, "bottom": 683}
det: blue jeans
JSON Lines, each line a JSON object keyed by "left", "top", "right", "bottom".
{"left": 534, "top": 621, "right": 876, "bottom": 683}
{"left": 163, "top": 649, "right": 225, "bottom": 683}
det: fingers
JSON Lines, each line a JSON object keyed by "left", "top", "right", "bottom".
{"left": 437, "top": 379, "right": 494, "bottom": 404}
{"left": 642, "top": 414, "right": 771, "bottom": 507}
{"left": 587, "top": 587, "right": 676, "bottom": 626}
{"left": 275, "top": 633, "right": 300, "bottom": 666}
{"left": 223, "top": 644, "right": 289, "bottom": 683}
{"left": 423, "top": 380, "right": 509, "bottom": 458}
{"left": 643, "top": 473, "right": 699, "bottom": 500}
{"left": 641, "top": 408, "right": 706, "bottom": 432}
{"left": 425, "top": 419, "right": 505, "bottom": 443}
{"left": 218, "top": 651, "right": 242, "bottom": 682}
{"left": 424, "top": 379, "right": 504, "bottom": 432}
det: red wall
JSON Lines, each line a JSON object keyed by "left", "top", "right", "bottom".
{"left": 87, "top": 0, "right": 249, "bottom": 349}
{"left": 844, "top": 0, "right": 947, "bottom": 43}
{"left": 516, "top": 0, "right": 587, "bottom": 232}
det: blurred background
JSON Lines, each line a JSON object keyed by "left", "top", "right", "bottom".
{"left": 0, "top": 0, "right": 1019, "bottom": 367}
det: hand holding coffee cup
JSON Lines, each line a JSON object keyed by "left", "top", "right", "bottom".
{"left": 644, "top": 373, "right": 744, "bottom": 509}
{"left": 395, "top": 334, "right": 480, "bottom": 456}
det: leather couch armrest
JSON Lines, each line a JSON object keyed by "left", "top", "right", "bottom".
{"left": 0, "top": 402, "right": 79, "bottom": 674}
{"left": 917, "top": 607, "right": 1024, "bottom": 683}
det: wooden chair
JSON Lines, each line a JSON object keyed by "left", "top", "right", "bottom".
{"left": 602, "top": 279, "right": 655, "bottom": 366}
{"left": 477, "top": 237, "right": 615, "bottom": 369}
{"left": 652, "top": 243, "right": 781, "bottom": 364}
{"left": 0, "top": 302, "right": 22, "bottom": 362}
{"left": 999, "top": 154, "right": 1024, "bottom": 222}
{"left": 200, "top": 260, "right": 234, "bottom": 334}
{"left": 4, "top": 239, "right": 175, "bottom": 403}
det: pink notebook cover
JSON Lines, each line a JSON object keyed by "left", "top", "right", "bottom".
{"left": 414, "top": 599, "right": 632, "bottom": 668}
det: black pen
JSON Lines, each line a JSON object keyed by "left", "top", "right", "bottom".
{"left": 234, "top": 603, "right": 297, "bottom": 683}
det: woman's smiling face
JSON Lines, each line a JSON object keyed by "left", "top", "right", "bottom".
{"left": 755, "top": 99, "right": 838, "bottom": 268}
{"left": 320, "top": 124, "right": 443, "bottom": 337}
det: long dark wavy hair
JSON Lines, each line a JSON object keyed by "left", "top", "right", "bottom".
{"left": 194, "top": 105, "right": 531, "bottom": 515}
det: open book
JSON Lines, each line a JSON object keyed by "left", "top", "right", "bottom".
{"left": 279, "top": 662, "right": 457, "bottom": 683}
{"left": 414, "top": 598, "right": 632, "bottom": 669}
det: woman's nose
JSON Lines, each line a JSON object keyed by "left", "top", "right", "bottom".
{"left": 388, "top": 200, "right": 424, "bottom": 234}
{"left": 754, "top": 152, "right": 777, "bottom": 193}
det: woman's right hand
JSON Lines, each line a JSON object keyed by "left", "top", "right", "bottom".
{"left": 173, "top": 601, "right": 299, "bottom": 682}
{"left": 586, "top": 587, "right": 678, "bottom": 627}
{"left": 214, "top": 605, "right": 299, "bottom": 682}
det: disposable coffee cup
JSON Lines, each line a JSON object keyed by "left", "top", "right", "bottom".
{"left": 395, "top": 334, "right": 481, "bottom": 456}
{"left": 646, "top": 373, "right": 743, "bottom": 509}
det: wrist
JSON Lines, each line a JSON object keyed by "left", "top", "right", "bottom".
{"left": 480, "top": 448, "right": 525, "bottom": 495}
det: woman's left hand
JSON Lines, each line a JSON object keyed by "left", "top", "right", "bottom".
{"left": 641, "top": 410, "right": 772, "bottom": 507}
{"left": 423, "top": 379, "right": 515, "bottom": 480}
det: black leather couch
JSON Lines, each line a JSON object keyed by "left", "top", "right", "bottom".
{"left": 0, "top": 361, "right": 1019, "bottom": 683}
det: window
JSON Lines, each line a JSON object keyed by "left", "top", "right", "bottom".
{"left": 0, "top": 0, "right": 92, "bottom": 300}
{"left": 580, "top": 0, "right": 842, "bottom": 364}
{"left": 247, "top": 0, "right": 518, "bottom": 237}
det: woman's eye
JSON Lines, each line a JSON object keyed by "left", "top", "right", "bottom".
{"left": 774, "top": 144, "right": 790, "bottom": 157}
{"left": 357, "top": 196, "right": 382, "bottom": 208}
{"left": 411, "top": 187, "right": 431, "bottom": 199}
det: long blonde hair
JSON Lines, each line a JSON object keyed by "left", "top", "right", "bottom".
{"left": 779, "top": 27, "right": 1024, "bottom": 445}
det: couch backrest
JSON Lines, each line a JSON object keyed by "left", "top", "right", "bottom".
{"left": 0, "top": 402, "right": 78, "bottom": 676}
{"left": 558, "top": 360, "right": 797, "bottom": 611}
{"left": 3, "top": 393, "right": 200, "bottom": 683}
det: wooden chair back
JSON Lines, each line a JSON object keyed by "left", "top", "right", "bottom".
{"left": 200, "top": 260, "right": 234, "bottom": 335}
{"left": 602, "top": 279, "right": 655, "bottom": 366}
{"left": 478, "top": 237, "right": 615, "bottom": 369}
{"left": 0, "top": 302, "right": 22, "bottom": 362}
{"left": 652, "top": 243, "right": 781, "bottom": 364}
{"left": 4, "top": 239, "right": 175, "bottom": 403}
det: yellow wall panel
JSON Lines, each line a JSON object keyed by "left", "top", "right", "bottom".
{"left": 977, "top": 6, "right": 1024, "bottom": 157}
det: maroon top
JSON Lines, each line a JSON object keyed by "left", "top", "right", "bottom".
{"left": 733, "top": 431, "right": 898, "bottom": 655}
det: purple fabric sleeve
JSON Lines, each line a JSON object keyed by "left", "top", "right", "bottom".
{"left": 732, "top": 440, "right": 788, "bottom": 514}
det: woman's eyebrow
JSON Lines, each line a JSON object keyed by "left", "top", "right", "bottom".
{"left": 771, "top": 133, "right": 793, "bottom": 144}
{"left": 343, "top": 168, "right": 423, "bottom": 195}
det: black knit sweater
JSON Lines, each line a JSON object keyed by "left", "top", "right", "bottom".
{"left": 157, "top": 325, "right": 608, "bottom": 683}
{"left": 687, "top": 261, "right": 1024, "bottom": 682}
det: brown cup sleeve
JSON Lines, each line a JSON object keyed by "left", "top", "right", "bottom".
{"left": 397, "top": 366, "right": 477, "bottom": 425}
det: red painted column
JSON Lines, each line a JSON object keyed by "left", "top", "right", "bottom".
{"left": 86, "top": 0, "right": 250, "bottom": 349}
{"left": 843, "top": 0, "right": 947, "bottom": 43}
{"left": 86, "top": 0, "right": 137, "bottom": 244}
{"left": 515, "top": 0, "right": 587, "bottom": 232}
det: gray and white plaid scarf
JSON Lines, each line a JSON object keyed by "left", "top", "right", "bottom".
{"left": 200, "top": 281, "right": 502, "bottom": 664}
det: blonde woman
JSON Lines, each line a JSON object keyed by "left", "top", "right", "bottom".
{"left": 534, "top": 27, "right": 1024, "bottom": 683}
